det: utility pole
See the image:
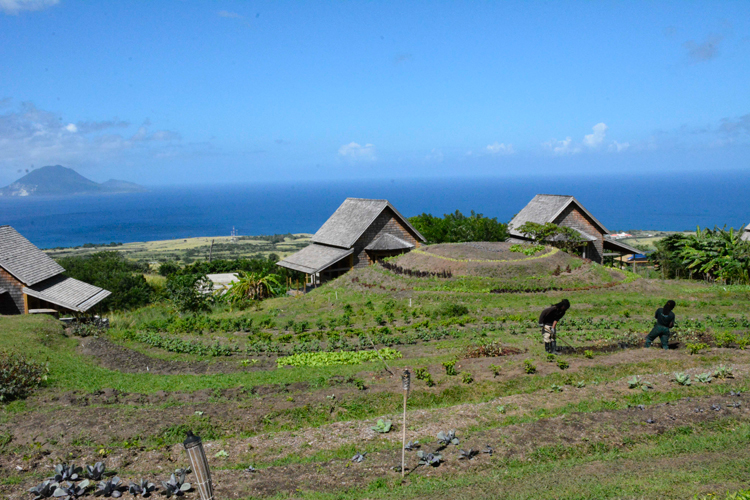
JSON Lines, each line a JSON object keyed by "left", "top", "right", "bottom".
{"left": 208, "top": 239, "right": 214, "bottom": 262}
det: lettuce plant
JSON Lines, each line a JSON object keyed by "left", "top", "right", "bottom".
{"left": 371, "top": 419, "right": 392, "bottom": 433}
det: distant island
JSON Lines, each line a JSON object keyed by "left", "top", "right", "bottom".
{"left": 0, "top": 165, "right": 147, "bottom": 197}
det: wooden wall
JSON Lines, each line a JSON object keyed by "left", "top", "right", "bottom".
{"left": 554, "top": 204, "right": 604, "bottom": 263}
{"left": 0, "top": 267, "right": 25, "bottom": 315}
{"left": 351, "top": 207, "right": 422, "bottom": 268}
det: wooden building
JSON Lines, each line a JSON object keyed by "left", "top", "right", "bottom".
{"left": 0, "top": 225, "right": 111, "bottom": 315}
{"left": 277, "top": 198, "right": 425, "bottom": 283}
{"left": 508, "top": 194, "right": 641, "bottom": 264}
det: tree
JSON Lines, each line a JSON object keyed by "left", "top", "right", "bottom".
{"left": 408, "top": 210, "right": 508, "bottom": 244}
{"left": 225, "top": 271, "right": 282, "bottom": 305}
{"left": 166, "top": 274, "right": 213, "bottom": 313}
{"left": 56, "top": 252, "right": 153, "bottom": 311}
{"left": 516, "top": 222, "right": 584, "bottom": 255}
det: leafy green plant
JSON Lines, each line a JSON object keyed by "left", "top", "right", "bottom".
{"left": 276, "top": 348, "right": 402, "bottom": 368}
{"left": 0, "top": 350, "right": 49, "bottom": 402}
{"left": 523, "top": 359, "right": 537, "bottom": 374}
{"left": 687, "top": 342, "right": 710, "bottom": 355}
{"left": 51, "top": 464, "right": 82, "bottom": 483}
{"left": 674, "top": 372, "right": 692, "bottom": 386}
{"left": 214, "top": 450, "right": 229, "bottom": 458}
{"left": 557, "top": 359, "right": 570, "bottom": 370}
{"left": 697, "top": 372, "right": 713, "bottom": 384}
{"left": 443, "top": 360, "right": 458, "bottom": 376}
{"left": 584, "top": 350, "right": 594, "bottom": 359}
{"left": 550, "top": 384, "right": 563, "bottom": 393}
{"left": 461, "top": 372, "right": 474, "bottom": 384}
{"left": 459, "top": 448, "right": 479, "bottom": 460}
{"left": 414, "top": 367, "right": 435, "bottom": 387}
{"left": 575, "top": 381, "right": 586, "bottom": 388}
{"left": 713, "top": 365, "right": 734, "bottom": 379}
{"left": 496, "top": 405, "right": 506, "bottom": 414}
{"left": 488, "top": 364, "right": 501, "bottom": 377}
{"left": 85, "top": 462, "right": 111, "bottom": 481}
{"left": 546, "top": 353, "right": 556, "bottom": 363}
{"left": 371, "top": 419, "right": 392, "bottom": 433}
{"left": 628, "top": 376, "right": 642, "bottom": 389}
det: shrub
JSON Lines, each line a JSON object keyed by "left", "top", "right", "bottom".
{"left": 159, "top": 261, "right": 180, "bottom": 276}
{"left": 0, "top": 351, "right": 49, "bottom": 402}
{"left": 434, "top": 303, "right": 469, "bottom": 318}
{"left": 165, "top": 274, "right": 213, "bottom": 313}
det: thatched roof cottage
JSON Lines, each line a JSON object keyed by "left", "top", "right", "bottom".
{"left": 508, "top": 194, "right": 640, "bottom": 263}
{"left": 277, "top": 198, "right": 425, "bottom": 283}
{"left": 0, "top": 226, "right": 111, "bottom": 315}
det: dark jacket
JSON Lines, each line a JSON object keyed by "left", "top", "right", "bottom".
{"left": 655, "top": 307, "right": 675, "bottom": 329}
{"left": 539, "top": 306, "right": 566, "bottom": 325}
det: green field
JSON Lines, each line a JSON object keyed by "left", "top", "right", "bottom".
{"left": 43, "top": 233, "right": 312, "bottom": 265}
{"left": 2, "top": 241, "right": 749, "bottom": 499}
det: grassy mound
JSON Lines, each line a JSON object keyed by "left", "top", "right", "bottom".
{"left": 371, "top": 242, "right": 629, "bottom": 293}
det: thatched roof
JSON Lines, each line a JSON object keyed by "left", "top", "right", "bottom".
{"left": 0, "top": 225, "right": 65, "bottom": 285}
{"left": 312, "top": 198, "right": 425, "bottom": 248}
{"left": 365, "top": 233, "right": 415, "bottom": 251}
{"left": 508, "top": 195, "right": 609, "bottom": 238}
{"left": 277, "top": 244, "right": 353, "bottom": 274}
{"left": 23, "top": 275, "right": 111, "bottom": 312}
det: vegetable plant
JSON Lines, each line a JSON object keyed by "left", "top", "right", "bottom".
{"left": 85, "top": 462, "right": 110, "bottom": 481}
{"left": 674, "top": 372, "right": 692, "bottom": 386}
{"left": 697, "top": 372, "right": 713, "bottom": 384}
{"left": 713, "top": 365, "right": 734, "bottom": 379}
{"left": 351, "top": 453, "right": 366, "bottom": 463}
{"left": 404, "top": 440, "right": 420, "bottom": 451}
{"left": 523, "top": 359, "right": 536, "bottom": 374}
{"left": 160, "top": 472, "right": 191, "bottom": 498}
{"left": 371, "top": 419, "right": 392, "bottom": 433}
{"left": 459, "top": 449, "right": 478, "bottom": 460}
{"left": 51, "top": 464, "right": 83, "bottom": 483}
{"left": 94, "top": 477, "right": 123, "bottom": 497}
{"left": 584, "top": 350, "right": 594, "bottom": 359}
{"left": 437, "top": 430, "right": 459, "bottom": 446}
{"left": 557, "top": 359, "right": 569, "bottom": 370}
{"left": 53, "top": 481, "right": 90, "bottom": 500}
{"left": 461, "top": 372, "right": 474, "bottom": 384}
{"left": 414, "top": 367, "right": 435, "bottom": 387}
{"left": 416, "top": 451, "right": 442, "bottom": 467}
{"left": 575, "top": 381, "right": 586, "bottom": 388}
{"left": 442, "top": 360, "right": 457, "bottom": 376}
{"left": 127, "top": 480, "right": 155, "bottom": 498}
{"left": 686, "top": 342, "right": 710, "bottom": 355}
{"left": 29, "top": 481, "right": 58, "bottom": 500}
{"left": 488, "top": 364, "right": 501, "bottom": 377}
{"left": 546, "top": 353, "right": 556, "bottom": 363}
{"left": 550, "top": 384, "right": 563, "bottom": 393}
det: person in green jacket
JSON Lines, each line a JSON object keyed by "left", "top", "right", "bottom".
{"left": 645, "top": 300, "right": 676, "bottom": 349}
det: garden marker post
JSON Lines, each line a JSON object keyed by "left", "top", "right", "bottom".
{"left": 183, "top": 431, "right": 214, "bottom": 500}
{"left": 401, "top": 369, "right": 411, "bottom": 478}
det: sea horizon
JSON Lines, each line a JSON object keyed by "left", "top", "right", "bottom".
{"left": 1, "top": 172, "right": 749, "bottom": 249}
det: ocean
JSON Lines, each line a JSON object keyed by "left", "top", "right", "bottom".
{"left": 1, "top": 172, "right": 748, "bottom": 249}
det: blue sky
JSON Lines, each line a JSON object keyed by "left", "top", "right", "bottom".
{"left": 1, "top": 0, "right": 749, "bottom": 186}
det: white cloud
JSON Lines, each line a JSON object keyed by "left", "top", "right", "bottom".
{"left": 0, "top": 101, "right": 182, "bottom": 175}
{"left": 338, "top": 142, "right": 376, "bottom": 161}
{"left": 609, "top": 141, "right": 630, "bottom": 152}
{"left": 0, "top": 0, "right": 58, "bottom": 14}
{"left": 544, "top": 137, "right": 580, "bottom": 155}
{"left": 486, "top": 142, "right": 514, "bottom": 155}
{"left": 583, "top": 122, "right": 608, "bottom": 148}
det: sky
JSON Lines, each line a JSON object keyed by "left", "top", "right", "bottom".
{"left": 0, "top": 0, "right": 749, "bottom": 186}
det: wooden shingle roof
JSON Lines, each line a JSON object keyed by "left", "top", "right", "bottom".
{"left": 277, "top": 244, "right": 353, "bottom": 274}
{"left": 364, "top": 233, "right": 414, "bottom": 251}
{"left": 23, "top": 275, "right": 111, "bottom": 313}
{"left": 0, "top": 225, "right": 65, "bottom": 285}
{"left": 508, "top": 195, "right": 609, "bottom": 238}
{"left": 311, "top": 198, "right": 425, "bottom": 248}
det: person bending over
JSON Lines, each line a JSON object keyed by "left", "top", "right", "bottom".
{"left": 645, "top": 300, "right": 676, "bottom": 350}
{"left": 539, "top": 299, "right": 570, "bottom": 354}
